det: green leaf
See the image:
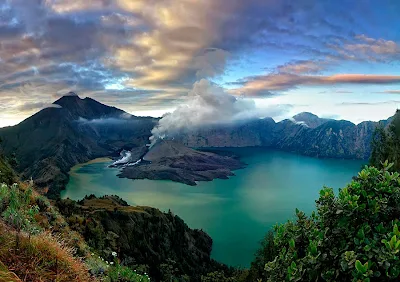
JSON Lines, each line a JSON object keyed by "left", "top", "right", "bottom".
{"left": 394, "top": 224, "right": 400, "bottom": 236}
{"left": 289, "top": 238, "right": 295, "bottom": 249}
{"left": 390, "top": 235, "right": 397, "bottom": 249}
{"left": 355, "top": 260, "right": 367, "bottom": 274}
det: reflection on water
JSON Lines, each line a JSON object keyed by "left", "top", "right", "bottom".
{"left": 62, "top": 148, "right": 364, "bottom": 267}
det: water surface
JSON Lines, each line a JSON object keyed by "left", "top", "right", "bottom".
{"left": 62, "top": 148, "right": 364, "bottom": 267}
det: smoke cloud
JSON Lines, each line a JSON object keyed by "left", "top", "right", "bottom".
{"left": 149, "top": 79, "right": 258, "bottom": 146}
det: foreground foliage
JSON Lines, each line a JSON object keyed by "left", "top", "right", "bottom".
{"left": 0, "top": 180, "right": 151, "bottom": 281}
{"left": 261, "top": 163, "right": 400, "bottom": 281}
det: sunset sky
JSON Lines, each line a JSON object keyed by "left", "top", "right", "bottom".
{"left": 1, "top": 0, "right": 400, "bottom": 127}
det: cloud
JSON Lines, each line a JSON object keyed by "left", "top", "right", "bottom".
{"left": 1, "top": 0, "right": 400, "bottom": 127}
{"left": 149, "top": 79, "right": 260, "bottom": 145}
{"left": 339, "top": 101, "right": 400, "bottom": 106}
{"left": 277, "top": 60, "right": 326, "bottom": 74}
{"left": 15, "top": 101, "right": 62, "bottom": 112}
{"left": 232, "top": 74, "right": 400, "bottom": 96}
{"left": 193, "top": 48, "right": 230, "bottom": 78}
{"left": 330, "top": 34, "right": 400, "bottom": 63}
{"left": 335, "top": 90, "right": 353, "bottom": 93}
{"left": 378, "top": 90, "right": 400, "bottom": 94}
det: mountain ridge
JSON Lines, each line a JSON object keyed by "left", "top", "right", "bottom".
{"left": 0, "top": 94, "right": 392, "bottom": 197}
{"left": 0, "top": 94, "right": 156, "bottom": 198}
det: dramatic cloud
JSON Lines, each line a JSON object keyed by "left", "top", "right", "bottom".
{"left": 232, "top": 74, "right": 400, "bottom": 96}
{"left": 340, "top": 35, "right": 400, "bottom": 62}
{"left": 1, "top": 0, "right": 400, "bottom": 126}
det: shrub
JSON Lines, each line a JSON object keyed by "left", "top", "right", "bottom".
{"left": 106, "top": 263, "right": 150, "bottom": 282}
{"left": 263, "top": 163, "right": 400, "bottom": 281}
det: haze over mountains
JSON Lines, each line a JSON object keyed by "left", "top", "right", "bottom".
{"left": 0, "top": 93, "right": 389, "bottom": 198}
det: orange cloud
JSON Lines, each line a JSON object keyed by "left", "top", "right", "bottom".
{"left": 380, "top": 90, "right": 400, "bottom": 94}
{"left": 233, "top": 74, "right": 400, "bottom": 96}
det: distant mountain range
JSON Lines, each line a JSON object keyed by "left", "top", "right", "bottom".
{"left": 0, "top": 94, "right": 390, "bottom": 198}
{"left": 178, "top": 112, "right": 390, "bottom": 160}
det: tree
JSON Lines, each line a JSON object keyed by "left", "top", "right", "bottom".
{"left": 369, "top": 123, "right": 390, "bottom": 169}
{"left": 370, "top": 110, "right": 400, "bottom": 171}
{"left": 262, "top": 163, "right": 400, "bottom": 281}
{"left": 248, "top": 230, "right": 277, "bottom": 281}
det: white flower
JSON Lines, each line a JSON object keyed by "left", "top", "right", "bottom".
{"left": 111, "top": 251, "right": 117, "bottom": 257}
{"left": 106, "top": 261, "right": 109, "bottom": 264}
{"left": 110, "top": 262, "right": 114, "bottom": 265}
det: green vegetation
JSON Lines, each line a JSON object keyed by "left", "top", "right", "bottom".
{"left": 248, "top": 163, "right": 400, "bottom": 281}
{"left": 56, "top": 195, "right": 243, "bottom": 281}
{"left": 0, "top": 138, "right": 16, "bottom": 185}
{"left": 370, "top": 110, "right": 400, "bottom": 171}
{"left": 0, "top": 163, "right": 150, "bottom": 282}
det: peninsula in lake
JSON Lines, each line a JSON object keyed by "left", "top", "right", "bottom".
{"left": 116, "top": 140, "right": 246, "bottom": 185}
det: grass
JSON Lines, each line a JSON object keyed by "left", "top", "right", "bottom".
{"left": 0, "top": 223, "right": 92, "bottom": 281}
{"left": 0, "top": 182, "right": 93, "bottom": 281}
{"left": 0, "top": 168, "right": 151, "bottom": 282}
{"left": 81, "top": 198, "right": 148, "bottom": 214}
{"left": 0, "top": 260, "right": 21, "bottom": 282}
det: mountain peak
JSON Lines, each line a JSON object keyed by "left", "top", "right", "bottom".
{"left": 292, "top": 112, "right": 319, "bottom": 120}
{"left": 52, "top": 94, "right": 125, "bottom": 120}
{"left": 53, "top": 93, "right": 82, "bottom": 108}
{"left": 64, "top": 91, "right": 79, "bottom": 97}
{"left": 292, "top": 112, "right": 328, "bottom": 128}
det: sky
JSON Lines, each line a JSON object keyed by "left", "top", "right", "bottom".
{"left": 1, "top": 0, "right": 400, "bottom": 127}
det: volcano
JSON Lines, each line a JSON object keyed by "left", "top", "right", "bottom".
{"left": 117, "top": 140, "right": 246, "bottom": 185}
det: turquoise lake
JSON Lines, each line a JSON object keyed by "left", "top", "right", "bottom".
{"left": 61, "top": 148, "right": 365, "bottom": 267}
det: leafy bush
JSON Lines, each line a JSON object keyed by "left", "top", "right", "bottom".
{"left": 263, "top": 163, "right": 400, "bottom": 281}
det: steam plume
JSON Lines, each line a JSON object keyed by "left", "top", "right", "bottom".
{"left": 149, "top": 79, "right": 257, "bottom": 146}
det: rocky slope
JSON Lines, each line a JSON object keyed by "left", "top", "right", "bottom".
{"left": 117, "top": 140, "right": 245, "bottom": 185}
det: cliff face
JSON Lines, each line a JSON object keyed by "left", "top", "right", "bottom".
{"left": 56, "top": 195, "right": 231, "bottom": 281}
{"left": 178, "top": 118, "right": 276, "bottom": 148}
{"left": 178, "top": 114, "right": 382, "bottom": 159}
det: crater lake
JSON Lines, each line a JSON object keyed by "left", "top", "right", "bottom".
{"left": 61, "top": 148, "right": 364, "bottom": 267}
